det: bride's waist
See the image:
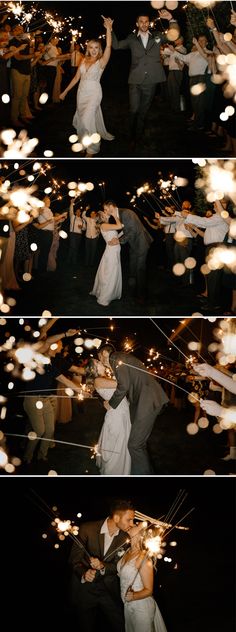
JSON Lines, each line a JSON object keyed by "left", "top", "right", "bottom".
{"left": 80, "top": 78, "right": 101, "bottom": 84}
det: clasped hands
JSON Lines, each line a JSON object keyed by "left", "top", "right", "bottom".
{"left": 84, "top": 557, "right": 105, "bottom": 583}
{"left": 103, "top": 400, "right": 111, "bottom": 411}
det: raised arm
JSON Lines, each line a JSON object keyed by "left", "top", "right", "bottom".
{"left": 100, "top": 17, "right": 113, "bottom": 68}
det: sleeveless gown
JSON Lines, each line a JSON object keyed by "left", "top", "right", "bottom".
{"left": 73, "top": 59, "right": 114, "bottom": 155}
{"left": 90, "top": 229, "right": 122, "bottom": 306}
{"left": 96, "top": 388, "right": 131, "bottom": 475}
{"left": 117, "top": 557, "right": 168, "bottom": 632}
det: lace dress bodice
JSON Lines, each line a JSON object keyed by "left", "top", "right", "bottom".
{"left": 80, "top": 60, "right": 104, "bottom": 83}
{"left": 101, "top": 229, "right": 120, "bottom": 246}
{"left": 117, "top": 557, "right": 144, "bottom": 603}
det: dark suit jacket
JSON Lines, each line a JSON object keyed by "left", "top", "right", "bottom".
{"left": 112, "top": 30, "right": 167, "bottom": 84}
{"left": 109, "top": 352, "right": 169, "bottom": 419}
{"left": 118, "top": 208, "right": 153, "bottom": 255}
{"left": 69, "top": 519, "right": 128, "bottom": 602}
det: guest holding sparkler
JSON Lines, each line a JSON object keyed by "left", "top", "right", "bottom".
{"left": 60, "top": 19, "right": 114, "bottom": 156}
{"left": 118, "top": 523, "right": 167, "bottom": 632}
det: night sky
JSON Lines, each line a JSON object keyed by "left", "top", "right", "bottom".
{"left": 1, "top": 476, "right": 235, "bottom": 631}
{"left": 1, "top": 159, "right": 197, "bottom": 212}
{"left": 0, "top": 316, "right": 220, "bottom": 366}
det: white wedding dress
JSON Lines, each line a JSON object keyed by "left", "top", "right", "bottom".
{"left": 73, "top": 60, "right": 114, "bottom": 155}
{"left": 90, "top": 230, "right": 122, "bottom": 306}
{"left": 117, "top": 557, "right": 167, "bottom": 632}
{"left": 96, "top": 388, "right": 131, "bottom": 475}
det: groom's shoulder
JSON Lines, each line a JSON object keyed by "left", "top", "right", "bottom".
{"left": 79, "top": 519, "right": 104, "bottom": 533}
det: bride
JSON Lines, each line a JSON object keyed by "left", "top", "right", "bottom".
{"left": 90, "top": 207, "right": 123, "bottom": 306}
{"left": 118, "top": 524, "right": 168, "bottom": 632}
{"left": 59, "top": 19, "right": 114, "bottom": 156}
{"left": 90, "top": 359, "right": 131, "bottom": 475}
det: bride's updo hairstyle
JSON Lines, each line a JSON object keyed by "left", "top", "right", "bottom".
{"left": 85, "top": 39, "right": 103, "bottom": 58}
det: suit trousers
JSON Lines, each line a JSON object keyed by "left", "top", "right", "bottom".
{"left": 174, "top": 238, "right": 192, "bottom": 285}
{"left": 73, "top": 582, "right": 125, "bottom": 632}
{"left": 85, "top": 236, "right": 99, "bottom": 266}
{"left": 11, "top": 68, "right": 31, "bottom": 123}
{"left": 43, "top": 66, "right": 57, "bottom": 102}
{"left": 189, "top": 74, "right": 207, "bottom": 129}
{"left": 167, "top": 70, "right": 183, "bottom": 112}
{"left": 36, "top": 229, "right": 53, "bottom": 273}
{"left": 23, "top": 395, "right": 57, "bottom": 461}
{"left": 128, "top": 408, "right": 158, "bottom": 475}
{"left": 67, "top": 232, "right": 83, "bottom": 265}
{"left": 129, "top": 83, "right": 157, "bottom": 138}
{"left": 129, "top": 250, "right": 147, "bottom": 297}
{"left": 206, "top": 243, "right": 223, "bottom": 307}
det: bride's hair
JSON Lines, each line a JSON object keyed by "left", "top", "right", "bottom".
{"left": 85, "top": 39, "right": 103, "bottom": 58}
{"left": 98, "top": 343, "right": 116, "bottom": 356}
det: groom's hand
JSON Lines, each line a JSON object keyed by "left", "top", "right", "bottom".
{"left": 90, "top": 557, "right": 105, "bottom": 570}
{"left": 108, "top": 237, "right": 119, "bottom": 246}
{"left": 83, "top": 569, "right": 96, "bottom": 582}
{"left": 104, "top": 401, "right": 111, "bottom": 411}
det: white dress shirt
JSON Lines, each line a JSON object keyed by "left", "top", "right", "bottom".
{"left": 138, "top": 30, "right": 151, "bottom": 49}
{"left": 69, "top": 204, "right": 84, "bottom": 234}
{"left": 100, "top": 518, "right": 120, "bottom": 555}
{"left": 163, "top": 45, "right": 186, "bottom": 71}
{"left": 82, "top": 212, "right": 99, "bottom": 239}
{"left": 174, "top": 50, "right": 208, "bottom": 76}
{"left": 44, "top": 43, "right": 59, "bottom": 67}
{"left": 160, "top": 212, "right": 193, "bottom": 237}
{"left": 185, "top": 213, "right": 228, "bottom": 245}
{"left": 37, "top": 206, "right": 54, "bottom": 231}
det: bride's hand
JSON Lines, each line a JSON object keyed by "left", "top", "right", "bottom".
{"left": 104, "top": 400, "right": 111, "bottom": 411}
{"left": 59, "top": 92, "right": 66, "bottom": 101}
{"left": 125, "top": 588, "right": 134, "bottom": 602}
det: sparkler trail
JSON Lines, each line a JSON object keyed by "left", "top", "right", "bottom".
{"left": 150, "top": 319, "right": 191, "bottom": 362}
{"left": 4, "top": 434, "right": 120, "bottom": 455}
{"left": 164, "top": 507, "right": 195, "bottom": 537}
{"left": 116, "top": 361, "right": 200, "bottom": 403}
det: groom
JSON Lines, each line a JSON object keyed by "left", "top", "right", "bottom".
{"left": 98, "top": 344, "right": 169, "bottom": 475}
{"left": 102, "top": 200, "right": 153, "bottom": 301}
{"left": 68, "top": 499, "right": 134, "bottom": 632}
{"left": 104, "top": 10, "right": 178, "bottom": 143}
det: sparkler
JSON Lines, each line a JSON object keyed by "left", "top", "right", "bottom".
{"left": 0, "top": 129, "right": 39, "bottom": 159}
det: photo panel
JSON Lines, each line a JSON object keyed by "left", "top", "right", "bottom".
{"left": 0, "top": 158, "right": 235, "bottom": 317}
{"left": 1, "top": 476, "right": 235, "bottom": 631}
{"left": 0, "top": 316, "right": 235, "bottom": 477}
{"left": 0, "top": 1, "right": 235, "bottom": 159}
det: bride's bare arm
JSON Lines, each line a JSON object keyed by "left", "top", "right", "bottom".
{"left": 60, "top": 63, "right": 82, "bottom": 99}
{"left": 95, "top": 376, "right": 117, "bottom": 389}
{"left": 101, "top": 220, "right": 124, "bottom": 232}
{"left": 125, "top": 557, "right": 154, "bottom": 602}
{"left": 100, "top": 18, "right": 113, "bottom": 69}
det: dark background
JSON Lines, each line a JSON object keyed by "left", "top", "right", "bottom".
{"left": 1, "top": 476, "right": 235, "bottom": 631}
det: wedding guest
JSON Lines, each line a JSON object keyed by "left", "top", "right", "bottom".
{"left": 82, "top": 207, "right": 100, "bottom": 266}
{"left": 68, "top": 200, "right": 85, "bottom": 267}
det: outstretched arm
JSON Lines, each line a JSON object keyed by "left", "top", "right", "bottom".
{"left": 60, "top": 63, "right": 82, "bottom": 100}
{"left": 195, "top": 364, "right": 236, "bottom": 395}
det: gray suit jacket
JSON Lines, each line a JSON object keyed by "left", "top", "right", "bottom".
{"left": 109, "top": 352, "right": 169, "bottom": 419}
{"left": 112, "top": 30, "right": 167, "bottom": 84}
{"left": 118, "top": 208, "right": 153, "bottom": 255}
